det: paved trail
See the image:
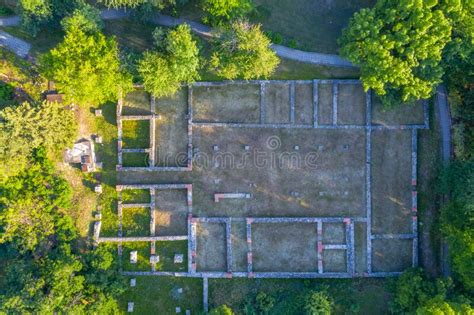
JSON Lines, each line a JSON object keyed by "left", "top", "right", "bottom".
{"left": 0, "top": 10, "right": 354, "bottom": 67}
{"left": 435, "top": 85, "right": 452, "bottom": 277}
{"left": 0, "top": 30, "right": 31, "bottom": 58}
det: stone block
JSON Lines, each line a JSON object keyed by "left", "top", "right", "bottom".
{"left": 127, "top": 302, "right": 134, "bottom": 312}
{"left": 94, "top": 185, "right": 103, "bottom": 194}
{"left": 174, "top": 254, "right": 184, "bottom": 264}
{"left": 130, "top": 251, "right": 138, "bottom": 264}
{"left": 130, "top": 278, "right": 136, "bottom": 287}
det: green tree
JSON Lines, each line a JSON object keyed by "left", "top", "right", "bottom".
{"left": 19, "top": 0, "right": 51, "bottom": 35}
{"left": 97, "top": 0, "right": 174, "bottom": 9}
{"left": 439, "top": 161, "right": 474, "bottom": 291}
{"left": 61, "top": 3, "right": 103, "bottom": 33}
{"left": 210, "top": 21, "right": 279, "bottom": 80}
{"left": 41, "top": 18, "right": 131, "bottom": 106}
{"left": 304, "top": 291, "right": 332, "bottom": 315}
{"left": 0, "top": 101, "right": 77, "bottom": 180}
{"left": 201, "top": 0, "right": 253, "bottom": 25}
{"left": 440, "top": 0, "right": 474, "bottom": 89}
{"left": 139, "top": 24, "right": 200, "bottom": 97}
{"left": 389, "top": 269, "right": 438, "bottom": 314}
{"left": 416, "top": 297, "right": 474, "bottom": 315}
{"left": 19, "top": 0, "right": 82, "bottom": 35}
{"left": 97, "top": 0, "right": 146, "bottom": 7}
{"left": 339, "top": 0, "right": 452, "bottom": 107}
{"left": 210, "top": 304, "right": 235, "bottom": 315}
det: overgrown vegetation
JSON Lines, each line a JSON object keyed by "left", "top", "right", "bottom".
{"left": 0, "top": 149, "right": 125, "bottom": 313}
{"left": 0, "top": 100, "right": 77, "bottom": 181}
{"left": 389, "top": 268, "right": 473, "bottom": 314}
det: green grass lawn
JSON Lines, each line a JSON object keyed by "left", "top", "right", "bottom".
{"left": 104, "top": 19, "right": 156, "bottom": 52}
{"left": 122, "top": 189, "right": 151, "bottom": 204}
{"left": 122, "top": 242, "right": 152, "bottom": 271}
{"left": 178, "top": 0, "right": 374, "bottom": 54}
{"left": 122, "top": 120, "right": 150, "bottom": 148}
{"left": 122, "top": 207, "right": 151, "bottom": 237}
{"left": 118, "top": 276, "right": 203, "bottom": 314}
{"left": 249, "top": 0, "right": 375, "bottom": 54}
{"left": 122, "top": 152, "right": 149, "bottom": 167}
{"left": 154, "top": 241, "right": 188, "bottom": 272}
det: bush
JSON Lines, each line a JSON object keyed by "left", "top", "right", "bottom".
{"left": 304, "top": 291, "right": 332, "bottom": 315}
{"left": 209, "top": 304, "right": 234, "bottom": 315}
{"left": 439, "top": 161, "right": 474, "bottom": 291}
{"left": 255, "top": 292, "right": 274, "bottom": 314}
{"left": 0, "top": 81, "right": 14, "bottom": 102}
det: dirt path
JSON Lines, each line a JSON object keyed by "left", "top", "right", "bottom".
{"left": 0, "top": 10, "right": 355, "bottom": 67}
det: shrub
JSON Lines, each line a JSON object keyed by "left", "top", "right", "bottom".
{"left": 209, "top": 304, "right": 234, "bottom": 315}
{"left": 0, "top": 81, "right": 14, "bottom": 102}
{"left": 255, "top": 292, "right": 274, "bottom": 314}
{"left": 304, "top": 291, "right": 332, "bottom": 315}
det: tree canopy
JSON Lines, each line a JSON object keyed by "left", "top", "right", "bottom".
{"left": 0, "top": 149, "right": 125, "bottom": 313}
{"left": 304, "top": 291, "right": 332, "bottom": 315}
{"left": 390, "top": 268, "right": 473, "bottom": 314}
{"left": 19, "top": 0, "right": 82, "bottom": 35}
{"left": 97, "top": 0, "right": 174, "bottom": 9}
{"left": 0, "top": 100, "right": 77, "bottom": 181}
{"left": 201, "top": 0, "right": 253, "bottom": 25}
{"left": 138, "top": 24, "right": 200, "bottom": 97}
{"left": 339, "top": 0, "right": 452, "bottom": 107}
{"left": 41, "top": 11, "right": 130, "bottom": 106}
{"left": 439, "top": 161, "right": 474, "bottom": 292}
{"left": 210, "top": 21, "right": 279, "bottom": 80}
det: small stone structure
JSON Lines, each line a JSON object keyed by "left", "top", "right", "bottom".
{"left": 130, "top": 278, "right": 136, "bottom": 287}
{"left": 214, "top": 193, "right": 251, "bottom": 203}
{"left": 150, "top": 255, "right": 160, "bottom": 264}
{"left": 174, "top": 254, "right": 184, "bottom": 264}
{"left": 127, "top": 302, "right": 134, "bottom": 312}
{"left": 130, "top": 251, "right": 138, "bottom": 264}
{"left": 64, "top": 138, "right": 97, "bottom": 172}
{"left": 95, "top": 109, "right": 102, "bottom": 116}
{"left": 94, "top": 185, "right": 102, "bottom": 194}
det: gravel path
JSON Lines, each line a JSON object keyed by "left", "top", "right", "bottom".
{"left": 0, "top": 30, "right": 31, "bottom": 57}
{"left": 435, "top": 85, "right": 452, "bottom": 277}
{"left": 0, "top": 16, "right": 20, "bottom": 26}
{"left": 0, "top": 10, "right": 354, "bottom": 67}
